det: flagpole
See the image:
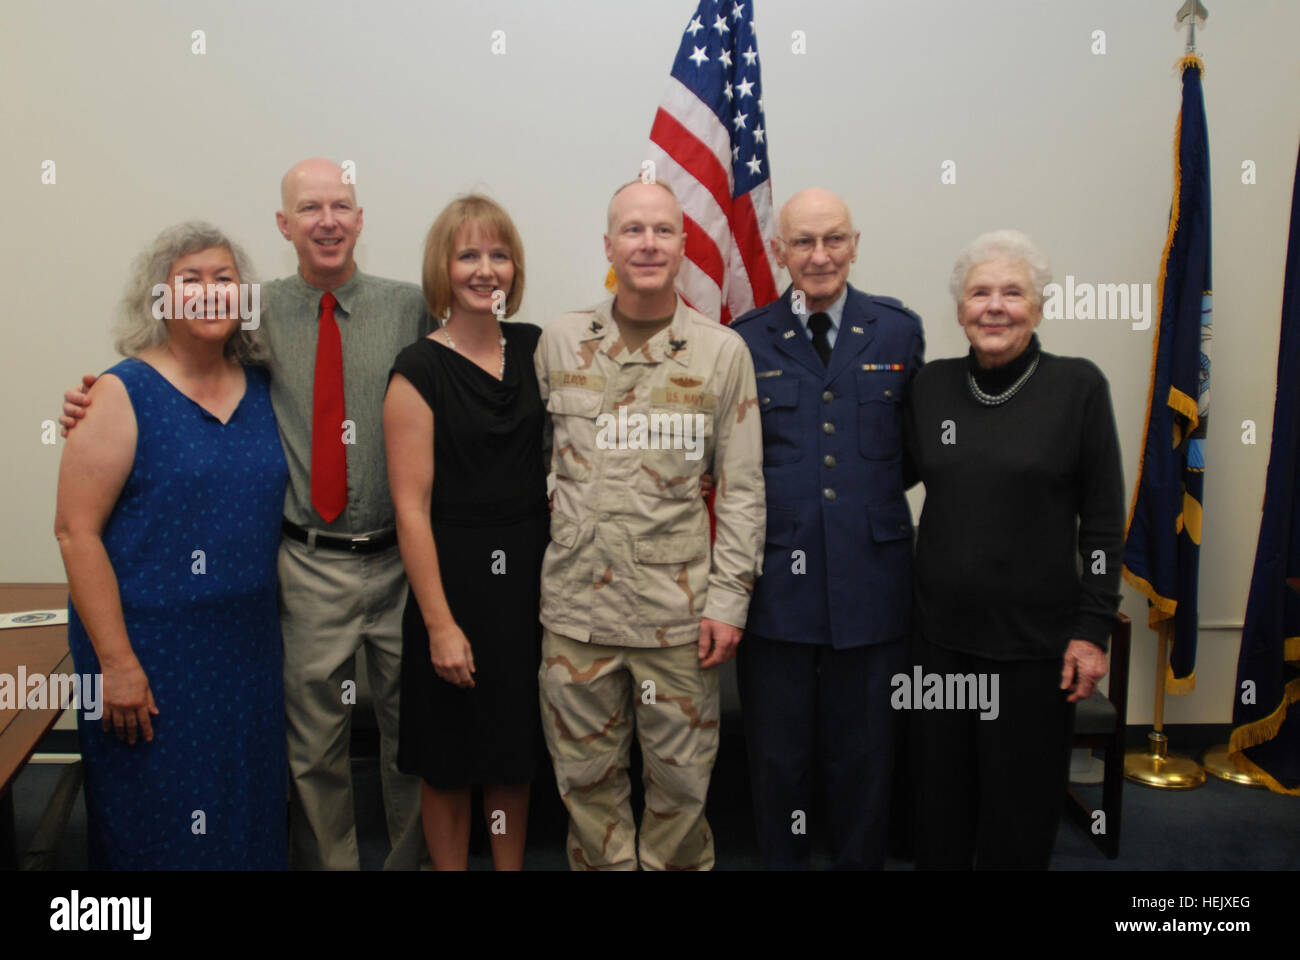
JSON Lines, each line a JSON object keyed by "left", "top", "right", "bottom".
{"left": 1178, "top": 0, "right": 1272, "bottom": 791}
{"left": 1123, "top": 2, "right": 1216, "bottom": 790}
{"left": 1125, "top": 624, "right": 1207, "bottom": 788}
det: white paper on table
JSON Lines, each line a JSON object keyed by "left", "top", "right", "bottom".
{"left": 0, "top": 609, "right": 69, "bottom": 629}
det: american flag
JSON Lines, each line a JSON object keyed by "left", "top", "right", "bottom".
{"left": 642, "top": 0, "right": 779, "bottom": 324}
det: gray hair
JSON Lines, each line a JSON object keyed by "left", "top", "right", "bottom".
{"left": 949, "top": 229, "right": 1052, "bottom": 305}
{"left": 113, "top": 221, "right": 267, "bottom": 364}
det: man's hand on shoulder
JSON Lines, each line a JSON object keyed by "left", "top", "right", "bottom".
{"left": 59, "top": 374, "right": 98, "bottom": 436}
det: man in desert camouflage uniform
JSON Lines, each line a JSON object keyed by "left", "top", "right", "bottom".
{"left": 535, "top": 180, "right": 764, "bottom": 870}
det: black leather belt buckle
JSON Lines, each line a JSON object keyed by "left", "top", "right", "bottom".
{"left": 282, "top": 519, "right": 396, "bottom": 554}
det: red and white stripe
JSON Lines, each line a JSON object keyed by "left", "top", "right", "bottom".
{"left": 647, "top": 77, "right": 779, "bottom": 324}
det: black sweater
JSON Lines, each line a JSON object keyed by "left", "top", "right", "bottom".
{"left": 903, "top": 344, "right": 1125, "bottom": 660}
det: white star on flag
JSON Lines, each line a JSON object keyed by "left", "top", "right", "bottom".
{"left": 636, "top": 0, "right": 779, "bottom": 324}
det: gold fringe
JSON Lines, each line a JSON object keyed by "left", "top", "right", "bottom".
{"left": 1124, "top": 73, "right": 1186, "bottom": 542}
{"left": 1228, "top": 677, "right": 1300, "bottom": 795}
{"left": 1121, "top": 566, "right": 1178, "bottom": 626}
{"left": 1285, "top": 636, "right": 1300, "bottom": 663}
{"left": 1165, "top": 662, "right": 1196, "bottom": 695}
{"left": 1181, "top": 490, "right": 1203, "bottom": 545}
{"left": 1168, "top": 384, "right": 1200, "bottom": 438}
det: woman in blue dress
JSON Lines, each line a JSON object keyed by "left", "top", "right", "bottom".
{"left": 54, "top": 222, "right": 288, "bottom": 870}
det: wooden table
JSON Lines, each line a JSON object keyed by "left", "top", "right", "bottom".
{"left": 0, "top": 583, "right": 71, "bottom": 869}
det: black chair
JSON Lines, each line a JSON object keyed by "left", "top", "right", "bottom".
{"left": 1064, "top": 613, "right": 1131, "bottom": 859}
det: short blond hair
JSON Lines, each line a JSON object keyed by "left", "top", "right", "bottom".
{"left": 606, "top": 178, "right": 682, "bottom": 231}
{"left": 422, "top": 195, "right": 525, "bottom": 320}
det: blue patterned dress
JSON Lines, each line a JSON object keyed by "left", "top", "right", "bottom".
{"left": 67, "top": 358, "right": 289, "bottom": 870}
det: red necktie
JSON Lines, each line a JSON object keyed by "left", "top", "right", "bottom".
{"left": 311, "top": 291, "right": 348, "bottom": 523}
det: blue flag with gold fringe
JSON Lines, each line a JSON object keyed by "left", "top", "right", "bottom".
{"left": 1122, "top": 55, "right": 1212, "bottom": 695}
{"left": 1228, "top": 137, "right": 1300, "bottom": 794}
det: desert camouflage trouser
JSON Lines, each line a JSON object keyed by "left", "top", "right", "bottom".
{"left": 539, "top": 628, "right": 720, "bottom": 870}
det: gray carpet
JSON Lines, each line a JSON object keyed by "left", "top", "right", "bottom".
{"left": 10, "top": 723, "right": 1297, "bottom": 870}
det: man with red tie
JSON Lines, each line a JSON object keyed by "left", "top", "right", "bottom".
{"left": 61, "top": 158, "right": 430, "bottom": 869}
{"left": 267, "top": 158, "right": 429, "bottom": 869}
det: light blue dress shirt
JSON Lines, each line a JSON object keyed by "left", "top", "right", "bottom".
{"left": 796, "top": 284, "right": 848, "bottom": 350}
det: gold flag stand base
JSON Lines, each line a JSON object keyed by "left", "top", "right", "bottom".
{"left": 1123, "top": 621, "right": 1205, "bottom": 788}
{"left": 1125, "top": 731, "right": 1206, "bottom": 789}
{"left": 1201, "top": 744, "right": 1268, "bottom": 788}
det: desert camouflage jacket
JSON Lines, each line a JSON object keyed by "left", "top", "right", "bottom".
{"left": 535, "top": 296, "right": 765, "bottom": 647}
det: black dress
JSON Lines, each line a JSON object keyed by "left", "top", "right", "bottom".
{"left": 390, "top": 322, "right": 549, "bottom": 788}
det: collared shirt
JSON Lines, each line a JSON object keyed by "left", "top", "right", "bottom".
{"left": 796, "top": 284, "right": 847, "bottom": 349}
{"left": 262, "top": 268, "right": 431, "bottom": 533}
{"left": 536, "top": 295, "right": 766, "bottom": 647}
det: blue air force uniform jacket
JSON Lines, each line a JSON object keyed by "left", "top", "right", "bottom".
{"left": 731, "top": 284, "right": 924, "bottom": 649}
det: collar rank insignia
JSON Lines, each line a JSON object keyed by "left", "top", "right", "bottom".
{"left": 589, "top": 319, "right": 603, "bottom": 334}
{"left": 668, "top": 337, "right": 687, "bottom": 353}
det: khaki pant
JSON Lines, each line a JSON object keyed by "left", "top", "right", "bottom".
{"left": 279, "top": 536, "right": 424, "bottom": 870}
{"left": 539, "top": 628, "right": 720, "bottom": 870}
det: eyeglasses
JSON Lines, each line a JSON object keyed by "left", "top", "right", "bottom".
{"left": 783, "top": 233, "right": 853, "bottom": 255}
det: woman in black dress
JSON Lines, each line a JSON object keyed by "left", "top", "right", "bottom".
{"left": 384, "top": 195, "right": 548, "bottom": 869}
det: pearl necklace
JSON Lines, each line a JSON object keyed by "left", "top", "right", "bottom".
{"left": 967, "top": 353, "right": 1039, "bottom": 406}
{"left": 439, "top": 326, "right": 506, "bottom": 379}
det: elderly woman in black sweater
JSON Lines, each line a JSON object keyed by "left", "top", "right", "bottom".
{"left": 904, "top": 229, "right": 1125, "bottom": 869}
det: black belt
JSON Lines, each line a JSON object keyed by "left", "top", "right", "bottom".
{"left": 281, "top": 519, "right": 397, "bottom": 554}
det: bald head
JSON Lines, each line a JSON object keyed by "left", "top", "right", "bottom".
{"left": 772, "top": 187, "right": 860, "bottom": 313}
{"left": 778, "top": 187, "right": 854, "bottom": 238}
{"left": 275, "top": 157, "right": 363, "bottom": 291}
{"left": 280, "top": 157, "right": 355, "bottom": 211}
{"left": 607, "top": 179, "right": 683, "bottom": 232}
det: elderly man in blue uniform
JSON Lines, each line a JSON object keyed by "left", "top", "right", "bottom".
{"left": 730, "top": 187, "right": 923, "bottom": 870}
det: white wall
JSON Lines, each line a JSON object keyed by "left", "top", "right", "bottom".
{"left": 3, "top": 0, "right": 1298, "bottom": 725}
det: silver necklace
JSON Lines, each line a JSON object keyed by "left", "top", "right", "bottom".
{"left": 440, "top": 326, "right": 506, "bottom": 378}
{"left": 967, "top": 353, "right": 1039, "bottom": 406}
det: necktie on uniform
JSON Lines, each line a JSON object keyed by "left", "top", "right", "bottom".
{"left": 808, "top": 312, "right": 832, "bottom": 368}
{"left": 311, "top": 291, "right": 348, "bottom": 523}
